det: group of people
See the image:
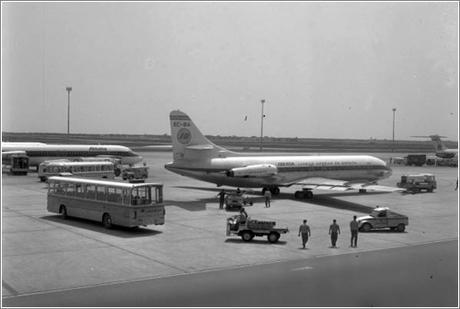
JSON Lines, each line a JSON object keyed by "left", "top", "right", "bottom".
{"left": 298, "top": 216, "right": 359, "bottom": 249}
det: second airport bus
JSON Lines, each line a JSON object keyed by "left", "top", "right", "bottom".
{"left": 47, "top": 176, "right": 165, "bottom": 228}
{"left": 38, "top": 161, "right": 115, "bottom": 182}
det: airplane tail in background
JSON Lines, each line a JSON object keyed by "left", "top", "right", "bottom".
{"left": 412, "top": 134, "right": 448, "bottom": 152}
{"left": 169, "top": 110, "right": 234, "bottom": 162}
{"left": 428, "top": 135, "right": 448, "bottom": 151}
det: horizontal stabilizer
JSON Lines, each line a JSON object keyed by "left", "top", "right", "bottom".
{"left": 185, "top": 145, "right": 215, "bottom": 150}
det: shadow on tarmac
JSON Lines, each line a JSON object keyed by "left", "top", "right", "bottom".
{"left": 41, "top": 215, "right": 163, "bottom": 237}
{"left": 224, "top": 238, "right": 288, "bottom": 246}
{"left": 171, "top": 185, "right": 390, "bottom": 214}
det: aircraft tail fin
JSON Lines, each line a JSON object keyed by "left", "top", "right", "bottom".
{"left": 428, "top": 135, "right": 448, "bottom": 151}
{"left": 169, "top": 110, "right": 232, "bottom": 162}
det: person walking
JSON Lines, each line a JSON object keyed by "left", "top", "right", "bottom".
{"left": 264, "top": 190, "right": 272, "bottom": 208}
{"left": 217, "top": 189, "right": 226, "bottom": 209}
{"left": 298, "top": 219, "right": 311, "bottom": 249}
{"left": 350, "top": 215, "right": 359, "bottom": 248}
{"left": 329, "top": 219, "right": 340, "bottom": 248}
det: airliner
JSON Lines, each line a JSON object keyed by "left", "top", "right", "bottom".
{"left": 2, "top": 142, "right": 143, "bottom": 166}
{"left": 164, "top": 110, "right": 399, "bottom": 198}
{"left": 413, "top": 135, "right": 458, "bottom": 159}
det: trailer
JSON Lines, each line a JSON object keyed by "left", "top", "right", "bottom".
{"left": 226, "top": 215, "right": 288, "bottom": 243}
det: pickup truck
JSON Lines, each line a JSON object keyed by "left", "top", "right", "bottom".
{"left": 357, "top": 207, "right": 408, "bottom": 232}
{"left": 226, "top": 215, "right": 288, "bottom": 243}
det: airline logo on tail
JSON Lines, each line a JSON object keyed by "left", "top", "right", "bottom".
{"left": 177, "top": 128, "right": 192, "bottom": 145}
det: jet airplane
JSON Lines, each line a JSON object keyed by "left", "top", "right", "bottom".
{"left": 164, "top": 110, "right": 399, "bottom": 198}
{"left": 2, "top": 142, "right": 143, "bottom": 166}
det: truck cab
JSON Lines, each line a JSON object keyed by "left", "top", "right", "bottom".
{"left": 397, "top": 173, "right": 436, "bottom": 193}
{"left": 358, "top": 207, "right": 408, "bottom": 232}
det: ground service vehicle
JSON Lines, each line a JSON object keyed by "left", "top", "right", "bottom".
{"left": 405, "top": 154, "right": 426, "bottom": 166}
{"left": 47, "top": 176, "right": 165, "bottom": 228}
{"left": 224, "top": 193, "right": 253, "bottom": 210}
{"left": 226, "top": 215, "right": 288, "bottom": 243}
{"left": 39, "top": 161, "right": 115, "bottom": 182}
{"left": 122, "top": 165, "right": 149, "bottom": 183}
{"left": 397, "top": 173, "right": 436, "bottom": 193}
{"left": 8, "top": 154, "right": 29, "bottom": 175}
{"left": 357, "top": 207, "right": 408, "bottom": 232}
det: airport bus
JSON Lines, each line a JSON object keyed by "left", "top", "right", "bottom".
{"left": 47, "top": 176, "right": 165, "bottom": 228}
{"left": 38, "top": 161, "right": 115, "bottom": 182}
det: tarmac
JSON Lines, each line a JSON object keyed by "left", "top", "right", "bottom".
{"left": 2, "top": 151, "right": 458, "bottom": 298}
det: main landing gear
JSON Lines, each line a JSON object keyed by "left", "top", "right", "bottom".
{"left": 262, "top": 186, "right": 280, "bottom": 195}
{"left": 294, "top": 189, "right": 313, "bottom": 199}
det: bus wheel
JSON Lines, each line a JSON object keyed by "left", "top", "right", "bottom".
{"left": 102, "top": 213, "right": 113, "bottom": 229}
{"left": 59, "top": 205, "right": 68, "bottom": 219}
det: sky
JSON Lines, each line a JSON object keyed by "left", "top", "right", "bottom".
{"left": 1, "top": 1, "right": 458, "bottom": 141}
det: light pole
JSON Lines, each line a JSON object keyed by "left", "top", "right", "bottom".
{"left": 260, "top": 99, "right": 265, "bottom": 151}
{"left": 392, "top": 108, "right": 396, "bottom": 152}
{"left": 66, "top": 86, "right": 72, "bottom": 134}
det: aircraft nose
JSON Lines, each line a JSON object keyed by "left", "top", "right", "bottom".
{"left": 382, "top": 164, "right": 392, "bottom": 179}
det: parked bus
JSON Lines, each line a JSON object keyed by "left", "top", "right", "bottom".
{"left": 38, "top": 161, "right": 115, "bottom": 182}
{"left": 47, "top": 176, "right": 165, "bottom": 228}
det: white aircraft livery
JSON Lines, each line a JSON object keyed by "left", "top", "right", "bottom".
{"left": 2, "top": 142, "right": 143, "bottom": 166}
{"left": 164, "top": 110, "right": 398, "bottom": 198}
{"left": 413, "top": 135, "right": 458, "bottom": 159}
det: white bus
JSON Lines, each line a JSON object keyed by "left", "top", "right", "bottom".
{"left": 38, "top": 161, "right": 115, "bottom": 182}
{"left": 47, "top": 176, "right": 165, "bottom": 228}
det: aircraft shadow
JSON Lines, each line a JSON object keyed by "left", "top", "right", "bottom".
{"left": 174, "top": 185, "right": 386, "bottom": 214}
{"left": 41, "top": 215, "right": 163, "bottom": 238}
{"left": 275, "top": 192, "right": 376, "bottom": 214}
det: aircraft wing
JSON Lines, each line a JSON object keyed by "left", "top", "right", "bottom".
{"left": 294, "top": 177, "right": 404, "bottom": 192}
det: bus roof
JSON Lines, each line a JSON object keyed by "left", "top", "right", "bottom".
{"left": 47, "top": 176, "right": 162, "bottom": 188}
{"left": 41, "top": 161, "right": 114, "bottom": 167}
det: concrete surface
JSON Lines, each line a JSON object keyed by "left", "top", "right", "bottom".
{"left": 2, "top": 151, "right": 458, "bottom": 298}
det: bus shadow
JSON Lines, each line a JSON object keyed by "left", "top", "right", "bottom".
{"left": 42, "top": 215, "right": 163, "bottom": 238}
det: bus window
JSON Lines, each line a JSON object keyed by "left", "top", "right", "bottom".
{"left": 107, "top": 187, "right": 122, "bottom": 203}
{"left": 86, "top": 184, "right": 96, "bottom": 200}
{"left": 75, "top": 184, "right": 85, "bottom": 198}
{"left": 66, "top": 183, "right": 76, "bottom": 196}
{"left": 96, "top": 186, "right": 106, "bottom": 201}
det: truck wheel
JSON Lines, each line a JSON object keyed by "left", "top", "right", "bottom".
{"left": 397, "top": 223, "right": 405, "bottom": 232}
{"left": 59, "top": 205, "right": 68, "bottom": 219}
{"left": 241, "top": 231, "right": 254, "bottom": 242}
{"left": 362, "top": 223, "right": 372, "bottom": 232}
{"left": 102, "top": 213, "right": 113, "bottom": 229}
{"left": 267, "top": 232, "right": 280, "bottom": 243}
{"left": 294, "top": 191, "right": 302, "bottom": 199}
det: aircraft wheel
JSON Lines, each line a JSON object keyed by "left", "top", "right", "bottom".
{"left": 270, "top": 187, "right": 280, "bottom": 195}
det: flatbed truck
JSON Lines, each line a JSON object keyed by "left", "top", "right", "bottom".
{"left": 226, "top": 215, "right": 288, "bottom": 243}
